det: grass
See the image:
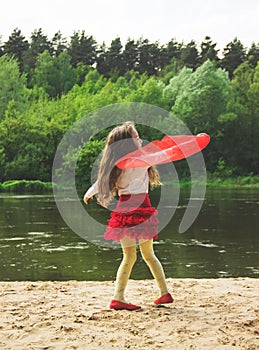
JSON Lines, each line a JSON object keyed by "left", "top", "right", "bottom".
{"left": 1, "top": 175, "right": 259, "bottom": 194}
{"left": 206, "top": 175, "right": 259, "bottom": 188}
{"left": 0, "top": 180, "right": 53, "bottom": 194}
{"left": 161, "top": 175, "right": 259, "bottom": 188}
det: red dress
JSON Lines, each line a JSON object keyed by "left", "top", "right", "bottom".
{"left": 104, "top": 193, "right": 159, "bottom": 242}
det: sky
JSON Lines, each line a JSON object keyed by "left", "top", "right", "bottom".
{"left": 1, "top": 0, "right": 259, "bottom": 52}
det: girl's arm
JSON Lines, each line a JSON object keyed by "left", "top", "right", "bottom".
{"left": 83, "top": 180, "right": 98, "bottom": 204}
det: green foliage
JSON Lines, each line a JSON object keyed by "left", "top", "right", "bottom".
{"left": 206, "top": 175, "right": 259, "bottom": 187}
{"left": 0, "top": 180, "right": 53, "bottom": 193}
{"left": 51, "top": 31, "right": 67, "bottom": 56}
{"left": 163, "top": 67, "right": 192, "bottom": 109}
{"left": 160, "top": 58, "right": 180, "bottom": 85}
{"left": 123, "top": 39, "right": 139, "bottom": 72}
{"left": 33, "top": 50, "right": 76, "bottom": 98}
{"left": 199, "top": 36, "right": 219, "bottom": 64}
{"left": 3, "top": 28, "right": 29, "bottom": 71}
{"left": 178, "top": 40, "right": 199, "bottom": 69}
{"left": 220, "top": 38, "right": 247, "bottom": 78}
{"left": 23, "top": 28, "right": 53, "bottom": 84}
{"left": 75, "top": 140, "right": 105, "bottom": 188}
{"left": 247, "top": 42, "right": 259, "bottom": 68}
{"left": 0, "top": 55, "right": 29, "bottom": 119}
{"left": 213, "top": 157, "right": 234, "bottom": 178}
{"left": 223, "top": 60, "right": 259, "bottom": 175}
{"left": 2, "top": 28, "right": 253, "bottom": 83}
{"left": 0, "top": 145, "right": 6, "bottom": 181}
{"left": 68, "top": 30, "right": 97, "bottom": 67}
{"left": 164, "top": 60, "right": 234, "bottom": 173}
{"left": 0, "top": 28, "right": 258, "bottom": 189}
{"left": 105, "top": 37, "right": 124, "bottom": 78}
{"left": 127, "top": 76, "right": 166, "bottom": 107}
{"left": 0, "top": 97, "right": 60, "bottom": 182}
{"left": 170, "top": 60, "right": 230, "bottom": 134}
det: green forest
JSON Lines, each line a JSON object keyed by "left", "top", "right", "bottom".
{"left": 0, "top": 28, "right": 259, "bottom": 191}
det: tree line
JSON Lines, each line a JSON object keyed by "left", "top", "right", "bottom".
{"left": 0, "top": 28, "right": 258, "bottom": 187}
{"left": 1, "top": 28, "right": 259, "bottom": 86}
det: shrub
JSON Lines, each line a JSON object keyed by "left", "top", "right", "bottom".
{"left": 0, "top": 180, "right": 53, "bottom": 193}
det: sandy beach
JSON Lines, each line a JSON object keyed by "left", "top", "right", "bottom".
{"left": 0, "top": 278, "right": 258, "bottom": 349}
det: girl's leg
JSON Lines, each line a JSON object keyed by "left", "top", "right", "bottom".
{"left": 139, "top": 239, "right": 169, "bottom": 296}
{"left": 113, "top": 237, "right": 137, "bottom": 302}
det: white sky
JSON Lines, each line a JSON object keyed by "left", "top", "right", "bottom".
{"left": 1, "top": 0, "right": 259, "bottom": 52}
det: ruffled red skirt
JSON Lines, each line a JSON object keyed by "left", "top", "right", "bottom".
{"left": 104, "top": 193, "right": 159, "bottom": 242}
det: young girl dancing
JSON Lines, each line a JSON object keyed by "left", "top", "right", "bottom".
{"left": 83, "top": 121, "right": 173, "bottom": 310}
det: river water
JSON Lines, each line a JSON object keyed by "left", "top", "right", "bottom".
{"left": 0, "top": 187, "right": 258, "bottom": 281}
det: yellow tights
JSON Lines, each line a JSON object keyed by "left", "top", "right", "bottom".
{"left": 113, "top": 238, "right": 169, "bottom": 302}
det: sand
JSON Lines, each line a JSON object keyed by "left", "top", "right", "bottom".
{"left": 0, "top": 278, "right": 258, "bottom": 350}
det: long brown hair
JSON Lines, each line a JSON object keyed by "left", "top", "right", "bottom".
{"left": 97, "top": 121, "right": 161, "bottom": 207}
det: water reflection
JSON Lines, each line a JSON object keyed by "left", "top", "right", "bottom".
{"left": 0, "top": 188, "right": 258, "bottom": 281}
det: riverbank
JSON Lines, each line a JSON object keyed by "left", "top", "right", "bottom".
{"left": 1, "top": 278, "right": 258, "bottom": 349}
{"left": 0, "top": 180, "right": 53, "bottom": 193}
{"left": 1, "top": 176, "right": 259, "bottom": 194}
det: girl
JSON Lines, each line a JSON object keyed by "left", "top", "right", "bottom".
{"left": 83, "top": 121, "right": 173, "bottom": 310}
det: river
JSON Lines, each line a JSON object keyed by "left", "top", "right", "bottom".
{"left": 0, "top": 187, "right": 258, "bottom": 281}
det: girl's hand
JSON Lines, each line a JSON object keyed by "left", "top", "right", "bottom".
{"left": 83, "top": 195, "right": 93, "bottom": 205}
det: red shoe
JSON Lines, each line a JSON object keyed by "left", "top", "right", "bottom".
{"left": 109, "top": 300, "right": 141, "bottom": 310}
{"left": 154, "top": 293, "right": 174, "bottom": 305}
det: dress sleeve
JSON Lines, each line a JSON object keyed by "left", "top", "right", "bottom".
{"left": 83, "top": 180, "right": 98, "bottom": 198}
